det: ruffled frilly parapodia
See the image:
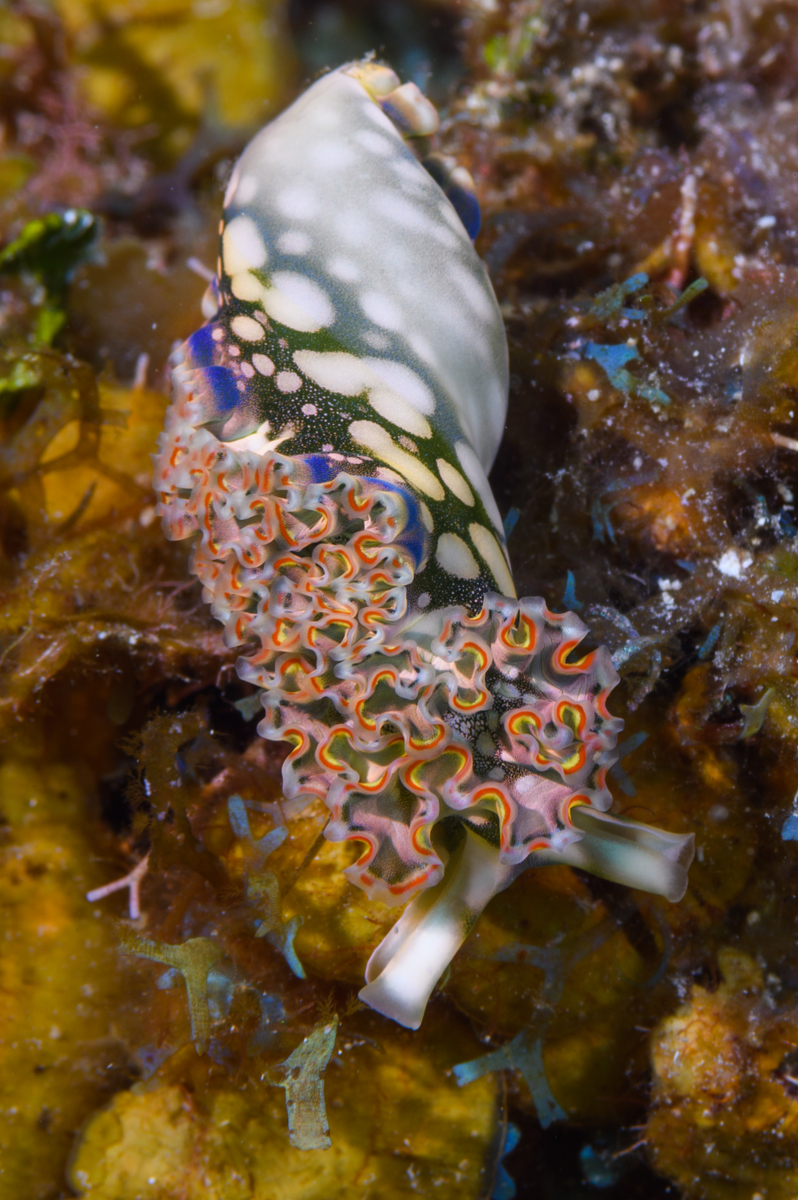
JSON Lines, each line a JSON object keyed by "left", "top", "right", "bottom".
{"left": 153, "top": 60, "right": 693, "bottom": 1029}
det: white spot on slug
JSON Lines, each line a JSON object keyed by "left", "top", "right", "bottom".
{"left": 234, "top": 174, "right": 257, "bottom": 205}
{"left": 436, "top": 532, "right": 480, "bottom": 579}
{"left": 293, "top": 350, "right": 431, "bottom": 437}
{"left": 446, "top": 260, "right": 496, "bottom": 323}
{"left": 348, "top": 421, "right": 444, "bottom": 500}
{"left": 327, "top": 256, "right": 361, "bottom": 282}
{"left": 359, "top": 291, "right": 403, "bottom": 331}
{"left": 469, "top": 523, "right": 515, "bottom": 597}
{"left": 368, "top": 390, "right": 431, "bottom": 439}
{"left": 355, "top": 129, "right": 395, "bottom": 156}
{"left": 276, "top": 371, "right": 302, "bottom": 393}
{"left": 230, "top": 272, "right": 266, "bottom": 303}
{"left": 222, "top": 215, "right": 267, "bottom": 274}
{"left": 276, "top": 187, "right": 318, "bottom": 220}
{"left": 308, "top": 141, "right": 356, "bottom": 171}
{"left": 293, "top": 350, "right": 367, "bottom": 396}
{"left": 223, "top": 164, "right": 240, "bottom": 207}
{"left": 262, "top": 273, "right": 335, "bottom": 332}
{"left": 363, "top": 360, "right": 435, "bottom": 415}
{"left": 278, "top": 230, "right": 312, "bottom": 255}
{"left": 455, "top": 441, "right": 504, "bottom": 532}
{"left": 361, "top": 331, "right": 390, "bottom": 352}
{"left": 252, "top": 354, "right": 275, "bottom": 376}
{"left": 231, "top": 315, "right": 265, "bottom": 342}
{"left": 437, "top": 459, "right": 474, "bottom": 506}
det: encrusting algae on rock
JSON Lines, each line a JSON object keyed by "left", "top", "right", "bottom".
{"left": 647, "top": 950, "right": 798, "bottom": 1200}
{"left": 8, "top": 0, "right": 798, "bottom": 1195}
{"left": 68, "top": 1006, "right": 499, "bottom": 1200}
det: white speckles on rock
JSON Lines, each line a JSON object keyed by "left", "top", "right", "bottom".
{"left": 252, "top": 353, "right": 275, "bottom": 376}
{"left": 716, "top": 548, "right": 753, "bottom": 578}
{"left": 275, "top": 371, "right": 302, "bottom": 393}
{"left": 231, "top": 314, "right": 265, "bottom": 342}
{"left": 222, "top": 214, "right": 268, "bottom": 274}
{"left": 435, "top": 532, "right": 480, "bottom": 579}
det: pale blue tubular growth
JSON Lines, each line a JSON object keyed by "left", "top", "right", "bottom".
{"left": 154, "top": 59, "right": 694, "bottom": 1033}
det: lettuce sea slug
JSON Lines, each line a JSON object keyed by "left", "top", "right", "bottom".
{"left": 153, "top": 60, "right": 694, "bottom": 1029}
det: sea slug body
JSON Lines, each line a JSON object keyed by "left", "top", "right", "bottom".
{"left": 153, "top": 61, "right": 694, "bottom": 1030}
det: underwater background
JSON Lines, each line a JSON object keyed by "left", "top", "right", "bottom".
{"left": 2, "top": 0, "right": 798, "bottom": 1196}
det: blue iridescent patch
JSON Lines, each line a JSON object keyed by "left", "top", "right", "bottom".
{"left": 185, "top": 322, "right": 220, "bottom": 369}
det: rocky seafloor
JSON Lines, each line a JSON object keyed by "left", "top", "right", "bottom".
{"left": 2, "top": 0, "right": 798, "bottom": 1196}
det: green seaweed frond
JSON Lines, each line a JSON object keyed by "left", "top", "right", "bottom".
{"left": 0, "top": 210, "right": 100, "bottom": 344}
{"left": 119, "top": 929, "right": 224, "bottom": 1054}
{"left": 266, "top": 1015, "right": 339, "bottom": 1151}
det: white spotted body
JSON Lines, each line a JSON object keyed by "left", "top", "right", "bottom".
{"left": 155, "top": 62, "right": 694, "bottom": 1030}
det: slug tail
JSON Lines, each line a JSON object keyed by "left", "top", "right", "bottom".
{"left": 359, "top": 833, "right": 514, "bottom": 1029}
